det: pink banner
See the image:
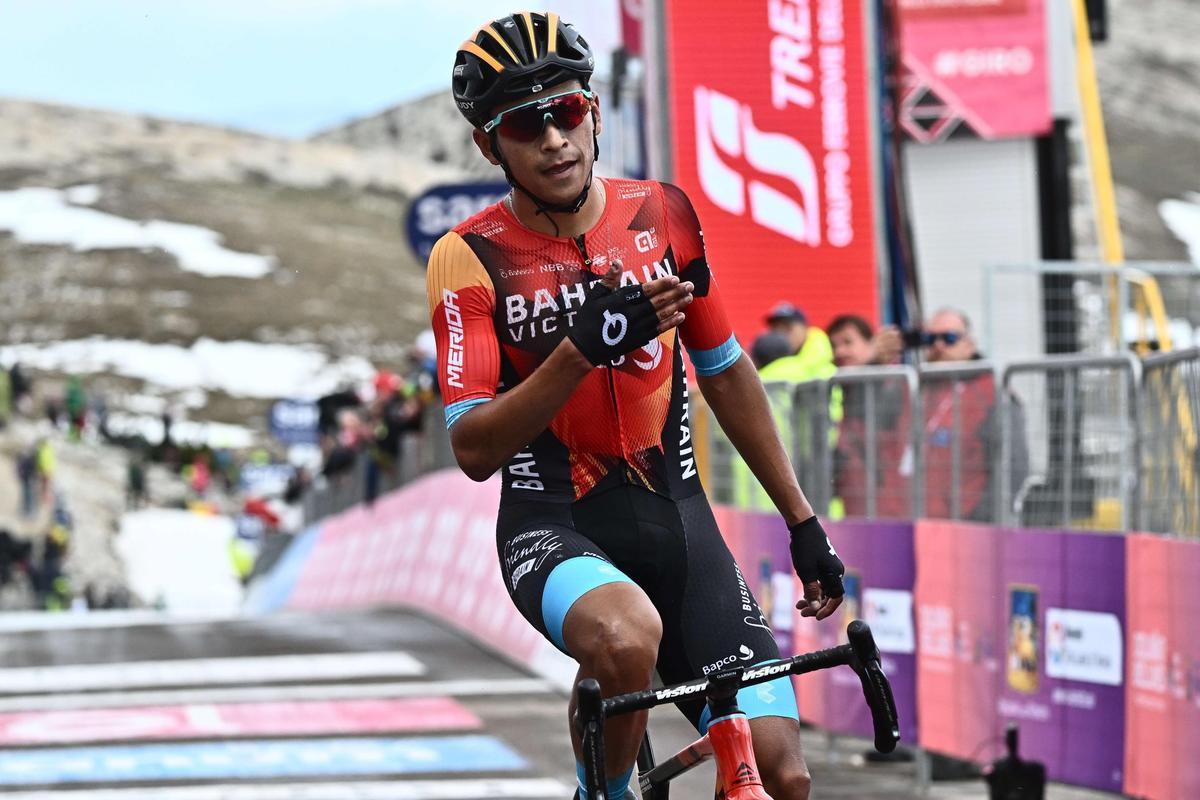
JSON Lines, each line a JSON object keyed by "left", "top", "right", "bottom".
{"left": 288, "top": 471, "right": 546, "bottom": 668}
{"left": 898, "top": 0, "right": 1051, "bottom": 141}
{"left": 1124, "top": 535, "right": 1200, "bottom": 800}
{"left": 0, "top": 699, "right": 479, "bottom": 746}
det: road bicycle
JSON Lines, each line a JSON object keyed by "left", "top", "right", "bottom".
{"left": 576, "top": 620, "right": 900, "bottom": 800}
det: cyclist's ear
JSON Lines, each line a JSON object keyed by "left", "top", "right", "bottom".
{"left": 590, "top": 93, "right": 602, "bottom": 138}
{"left": 472, "top": 128, "right": 502, "bottom": 166}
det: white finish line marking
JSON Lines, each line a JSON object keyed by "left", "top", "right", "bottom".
{"left": 0, "top": 777, "right": 572, "bottom": 799}
{"left": 0, "top": 678, "right": 555, "bottom": 713}
{"left": 0, "top": 652, "right": 425, "bottom": 695}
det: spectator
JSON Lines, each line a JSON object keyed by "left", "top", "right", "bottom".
{"left": 126, "top": 452, "right": 147, "bottom": 510}
{"left": 731, "top": 311, "right": 836, "bottom": 511}
{"left": 34, "top": 438, "right": 56, "bottom": 510}
{"left": 9, "top": 361, "right": 31, "bottom": 415}
{"left": 750, "top": 331, "right": 794, "bottom": 371}
{"left": 760, "top": 302, "right": 836, "bottom": 382}
{"left": 828, "top": 314, "right": 903, "bottom": 369}
{"left": 920, "top": 308, "right": 1029, "bottom": 521}
{"left": 65, "top": 375, "right": 87, "bottom": 441}
{"left": 827, "top": 315, "right": 911, "bottom": 519}
{"left": 0, "top": 362, "right": 11, "bottom": 430}
{"left": 16, "top": 445, "right": 37, "bottom": 518}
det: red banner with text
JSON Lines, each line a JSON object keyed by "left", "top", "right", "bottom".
{"left": 663, "top": 0, "right": 880, "bottom": 343}
{"left": 897, "top": 0, "right": 1051, "bottom": 142}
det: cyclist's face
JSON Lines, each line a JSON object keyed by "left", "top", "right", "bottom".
{"left": 476, "top": 81, "right": 601, "bottom": 205}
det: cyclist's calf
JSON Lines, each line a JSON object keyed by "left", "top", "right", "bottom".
{"left": 750, "top": 717, "right": 812, "bottom": 800}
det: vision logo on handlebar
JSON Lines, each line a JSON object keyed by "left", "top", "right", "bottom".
{"left": 602, "top": 309, "right": 628, "bottom": 346}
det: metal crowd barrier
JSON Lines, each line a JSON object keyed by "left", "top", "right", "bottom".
{"left": 691, "top": 351, "right": 1178, "bottom": 535}
{"left": 303, "top": 348, "right": 1197, "bottom": 538}
{"left": 1001, "top": 354, "right": 1139, "bottom": 531}
{"left": 1138, "top": 347, "right": 1200, "bottom": 537}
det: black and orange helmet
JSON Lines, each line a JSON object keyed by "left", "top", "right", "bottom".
{"left": 453, "top": 11, "right": 595, "bottom": 129}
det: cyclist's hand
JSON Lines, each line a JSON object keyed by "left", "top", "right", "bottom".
{"left": 568, "top": 263, "right": 692, "bottom": 365}
{"left": 641, "top": 268, "right": 694, "bottom": 334}
{"left": 788, "top": 516, "right": 845, "bottom": 621}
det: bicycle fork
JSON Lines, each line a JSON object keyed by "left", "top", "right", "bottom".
{"left": 705, "top": 671, "right": 771, "bottom": 800}
{"left": 579, "top": 671, "right": 771, "bottom": 800}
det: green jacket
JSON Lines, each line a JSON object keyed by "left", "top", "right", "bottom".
{"left": 731, "top": 329, "right": 838, "bottom": 511}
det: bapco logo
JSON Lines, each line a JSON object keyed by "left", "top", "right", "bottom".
{"left": 693, "top": 86, "right": 820, "bottom": 246}
{"left": 601, "top": 310, "right": 628, "bottom": 346}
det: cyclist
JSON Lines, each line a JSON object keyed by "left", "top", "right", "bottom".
{"left": 427, "top": 12, "right": 845, "bottom": 799}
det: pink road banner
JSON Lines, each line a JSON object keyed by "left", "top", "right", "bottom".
{"left": 287, "top": 471, "right": 546, "bottom": 670}
{"left": 915, "top": 520, "right": 1126, "bottom": 793}
{"left": 789, "top": 519, "right": 918, "bottom": 744}
{"left": 897, "top": 0, "right": 1051, "bottom": 141}
{"left": 0, "top": 698, "right": 479, "bottom": 746}
{"left": 1124, "top": 535, "right": 1200, "bottom": 799}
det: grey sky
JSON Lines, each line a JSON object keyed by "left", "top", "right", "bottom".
{"left": 0, "top": 1, "right": 619, "bottom": 138}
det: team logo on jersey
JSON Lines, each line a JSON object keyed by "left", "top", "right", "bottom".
{"left": 601, "top": 310, "right": 628, "bottom": 346}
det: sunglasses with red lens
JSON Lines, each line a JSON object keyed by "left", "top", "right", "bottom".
{"left": 482, "top": 90, "right": 594, "bottom": 142}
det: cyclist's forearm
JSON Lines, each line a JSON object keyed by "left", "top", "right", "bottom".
{"left": 450, "top": 340, "right": 593, "bottom": 480}
{"left": 698, "top": 355, "right": 815, "bottom": 524}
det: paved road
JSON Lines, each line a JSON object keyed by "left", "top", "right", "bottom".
{"left": 0, "top": 609, "right": 1113, "bottom": 799}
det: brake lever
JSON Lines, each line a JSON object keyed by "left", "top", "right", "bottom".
{"left": 846, "top": 620, "right": 901, "bottom": 753}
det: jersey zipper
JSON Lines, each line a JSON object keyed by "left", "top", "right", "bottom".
{"left": 572, "top": 233, "right": 630, "bottom": 479}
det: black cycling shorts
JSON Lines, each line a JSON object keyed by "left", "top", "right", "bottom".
{"left": 496, "top": 485, "right": 798, "bottom": 731}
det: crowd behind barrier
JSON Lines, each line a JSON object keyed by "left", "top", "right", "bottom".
{"left": 700, "top": 348, "right": 1199, "bottom": 537}
{"left": 248, "top": 466, "right": 1200, "bottom": 798}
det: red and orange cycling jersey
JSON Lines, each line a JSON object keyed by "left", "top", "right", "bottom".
{"left": 427, "top": 178, "right": 742, "bottom": 506}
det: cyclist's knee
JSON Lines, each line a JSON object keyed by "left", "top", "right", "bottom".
{"left": 761, "top": 762, "right": 811, "bottom": 800}
{"left": 570, "top": 608, "right": 661, "bottom": 686}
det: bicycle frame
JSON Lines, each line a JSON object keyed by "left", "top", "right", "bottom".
{"left": 576, "top": 620, "right": 899, "bottom": 800}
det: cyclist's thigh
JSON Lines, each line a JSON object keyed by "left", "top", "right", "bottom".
{"left": 655, "top": 494, "right": 799, "bottom": 732}
{"left": 496, "top": 503, "right": 637, "bottom": 654}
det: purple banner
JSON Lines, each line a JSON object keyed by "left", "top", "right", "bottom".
{"left": 789, "top": 519, "right": 918, "bottom": 745}
{"left": 916, "top": 521, "right": 1125, "bottom": 793}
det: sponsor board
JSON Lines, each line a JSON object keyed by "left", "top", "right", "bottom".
{"left": 662, "top": 0, "right": 879, "bottom": 341}
{"left": 1045, "top": 608, "right": 1122, "bottom": 686}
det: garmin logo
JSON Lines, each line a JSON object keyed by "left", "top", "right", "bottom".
{"left": 442, "top": 288, "right": 466, "bottom": 389}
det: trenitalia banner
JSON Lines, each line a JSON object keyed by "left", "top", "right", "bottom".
{"left": 1124, "top": 535, "right": 1200, "bottom": 800}
{"left": 915, "top": 521, "right": 1126, "bottom": 793}
{"left": 897, "top": 0, "right": 1051, "bottom": 141}
{"left": 662, "top": 0, "right": 880, "bottom": 341}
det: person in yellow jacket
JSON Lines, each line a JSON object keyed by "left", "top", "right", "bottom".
{"left": 731, "top": 304, "right": 838, "bottom": 512}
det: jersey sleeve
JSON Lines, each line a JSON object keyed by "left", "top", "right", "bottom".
{"left": 426, "top": 231, "right": 500, "bottom": 428}
{"left": 662, "top": 182, "right": 743, "bottom": 376}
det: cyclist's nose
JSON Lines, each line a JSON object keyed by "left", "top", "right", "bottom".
{"left": 540, "top": 117, "right": 569, "bottom": 148}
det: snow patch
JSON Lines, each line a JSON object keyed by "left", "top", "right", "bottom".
{"left": 117, "top": 510, "right": 243, "bottom": 614}
{"left": 0, "top": 338, "right": 374, "bottom": 400}
{"left": 1160, "top": 192, "right": 1200, "bottom": 266}
{"left": 0, "top": 187, "right": 275, "bottom": 278}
